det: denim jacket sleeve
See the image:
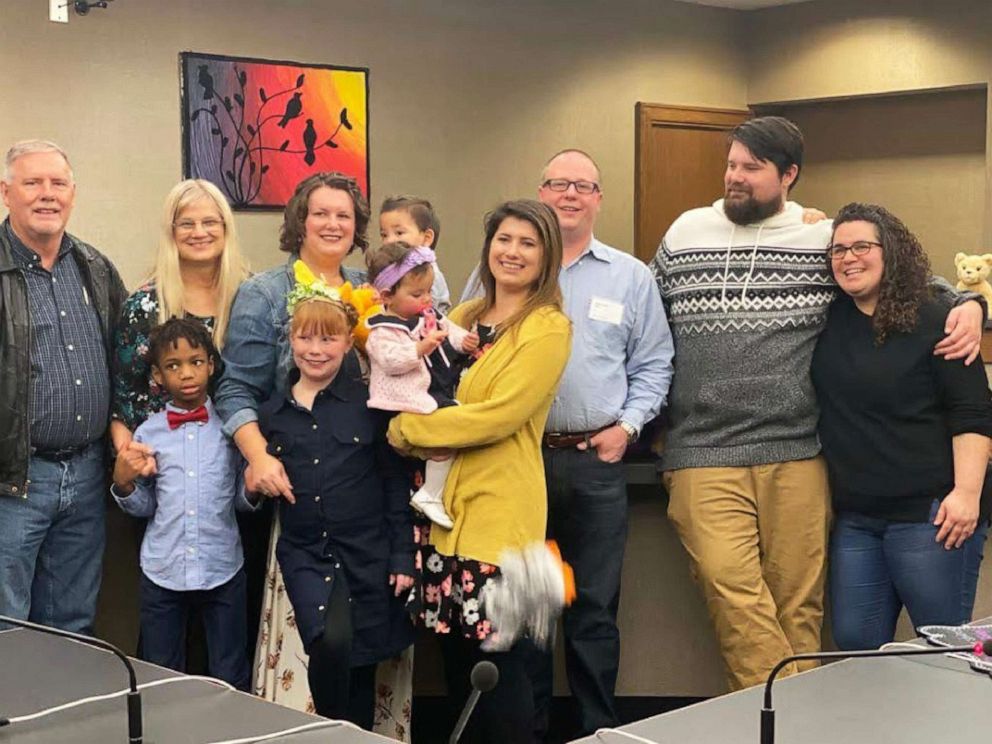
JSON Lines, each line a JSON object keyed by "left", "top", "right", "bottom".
{"left": 214, "top": 266, "right": 291, "bottom": 437}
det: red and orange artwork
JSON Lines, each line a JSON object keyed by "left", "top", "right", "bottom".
{"left": 181, "top": 52, "right": 369, "bottom": 209}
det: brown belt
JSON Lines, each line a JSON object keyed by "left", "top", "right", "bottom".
{"left": 543, "top": 426, "right": 610, "bottom": 449}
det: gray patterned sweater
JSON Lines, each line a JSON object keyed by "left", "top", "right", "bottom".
{"left": 651, "top": 200, "right": 835, "bottom": 470}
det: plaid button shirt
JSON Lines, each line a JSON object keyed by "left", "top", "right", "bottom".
{"left": 5, "top": 222, "right": 110, "bottom": 449}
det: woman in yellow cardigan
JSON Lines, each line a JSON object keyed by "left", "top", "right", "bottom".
{"left": 388, "top": 199, "right": 571, "bottom": 743}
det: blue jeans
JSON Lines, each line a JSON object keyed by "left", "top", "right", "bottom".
{"left": 829, "top": 504, "right": 988, "bottom": 651}
{"left": 0, "top": 443, "right": 106, "bottom": 633}
{"left": 140, "top": 568, "right": 250, "bottom": 690}
{"left": 531, "top": 447, "right": 628, "bottom": 738}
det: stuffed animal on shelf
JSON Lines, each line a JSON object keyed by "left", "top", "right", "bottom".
{"left": 954, "top": 252, "right": 992, "bottom": 309}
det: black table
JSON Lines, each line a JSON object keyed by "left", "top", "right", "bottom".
{"left": 0, "top": 628, "right": 390, "bottom": 743}
{"left": 572, "top": 633, "right": 992, "bottom": 743}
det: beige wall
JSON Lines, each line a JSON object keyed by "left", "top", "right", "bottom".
{"left": 765, "top": 88, "right": 987, "bottom": 282}
{"left": 746, "top": 0, "right": 992, "bottom": 244}
{"left": 0, "top": 0, "right": 747, "bottom": 294}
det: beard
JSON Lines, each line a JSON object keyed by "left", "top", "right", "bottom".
{"left": 723, "top": 188, "right": 783, "bottom": 226}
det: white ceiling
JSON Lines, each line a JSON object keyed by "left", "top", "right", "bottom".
{"left": 672, "top": 0, "right": 817, "bottom": 9}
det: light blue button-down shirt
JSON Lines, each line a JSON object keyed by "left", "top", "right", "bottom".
{"left": 462, "top": 236, "right": 674, "bottom": 433}
{"left": 112, "top": 400, "right": 258, "bottom": 592}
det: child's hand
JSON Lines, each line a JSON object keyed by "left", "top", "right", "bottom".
{"left": 462, "top": 331, "right": 480, "bottom": 353}
{"left": 390, "top": 573, "right": 415, "bottom": 597}
{"left": 416, "top": 328, "right": 448, "bottom": 357}
{"left": 113, "top": 441, "right": 157, "bottom": 494}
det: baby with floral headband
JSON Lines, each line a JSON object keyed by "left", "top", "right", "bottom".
{"left": 364, "top": 241, "right": 479, "bottom": 529}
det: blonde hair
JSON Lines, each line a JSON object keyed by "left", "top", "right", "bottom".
{"left": 463, "top": 199, "right": 564, "bottom": 338}
{"left": 153, "top": 179, "right": 249, "bottom": 348}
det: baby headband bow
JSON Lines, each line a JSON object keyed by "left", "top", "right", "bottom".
{"left": 372, "top": 246, "right": 436, "bottom": 292}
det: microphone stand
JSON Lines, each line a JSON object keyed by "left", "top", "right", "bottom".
{"left": 761, "top": 640, "right": 992, "bottom": 744}
{"left": 0, "top": 615, "right": 142, "bottom": 743}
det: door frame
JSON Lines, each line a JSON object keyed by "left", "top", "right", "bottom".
{"left": 634, "top": 103, "right": 750, "bottom": 262}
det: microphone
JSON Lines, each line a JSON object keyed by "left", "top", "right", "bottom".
{"left": 760, "top": 639, "right": 992, "bottom": 744}
{"left": 448, "top": 660, "right": 499, "bottom": 744}
{"left": 0, "top": 614, "right": 142, "bottom": 743}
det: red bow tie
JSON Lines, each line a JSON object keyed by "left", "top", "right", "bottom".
{"left": 167, "top": 406, "right": 209, "bottom": 430}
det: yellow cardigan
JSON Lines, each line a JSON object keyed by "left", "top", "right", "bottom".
{"left": 388, "top": 303, "right": 572, "bottom": 566}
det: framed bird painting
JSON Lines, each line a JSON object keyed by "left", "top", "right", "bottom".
{"left": 180, "top": 52, "right": 370, "bottom": 210}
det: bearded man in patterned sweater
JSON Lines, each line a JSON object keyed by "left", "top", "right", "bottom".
{"left": 650, "top": 116, "right": 985, "bottom": 691}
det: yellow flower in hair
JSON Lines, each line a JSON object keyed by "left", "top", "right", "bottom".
{"left": 340, "top": 281, "right": 383, "bottom": 351}
{"left": 286, "top": 260, "right": 343, "bottom": 315}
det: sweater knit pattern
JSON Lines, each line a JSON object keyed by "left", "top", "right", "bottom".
{"left": 652, "top": 200, "right": 835, "bottom": 470}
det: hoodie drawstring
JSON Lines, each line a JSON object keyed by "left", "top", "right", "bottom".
{"left": 740, "top": 224, "right": 763, "bottom": 306}
{"left": 721, "top": 224, "right": 763, "bottom": 310}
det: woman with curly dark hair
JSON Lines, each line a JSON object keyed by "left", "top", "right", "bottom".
{"left": 811, "top": 202, "right": 992, "bottom": 650}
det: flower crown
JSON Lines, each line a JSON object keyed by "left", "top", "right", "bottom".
{"left": 286, "top": 261, "right": 382, "bottom": 346}
{"left": 286, "top": 260, "right": 348, "bottom": 316}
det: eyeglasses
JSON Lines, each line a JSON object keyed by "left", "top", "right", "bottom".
{"left": 173, "top": 218, "right": 225, "bottom": 233}
{"left": 541, "top": 179, "right": 600, "bottom": 195}
{"left": 827, "top": 240, "right": 881, "bottom": 260}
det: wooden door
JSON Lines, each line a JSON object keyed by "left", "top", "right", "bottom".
{"left": 634, "top": 104, "right": 750, "bottom": 262}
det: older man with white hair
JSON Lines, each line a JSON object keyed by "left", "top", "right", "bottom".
{"left": 0, "top": 140, "right": 126, "bottom": 633}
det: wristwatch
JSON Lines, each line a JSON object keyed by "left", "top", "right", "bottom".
{"left": 617, "top": 420, "right": 638, "bottom": 443}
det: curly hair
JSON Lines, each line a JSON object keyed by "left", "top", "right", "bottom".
{"left": 146, "top": 317, "right": 219, "bottom": 369}
{"left": 830, "top": 202, "right": 931, "bottom": 344}
{"left": 278, "top": 172, "right": 370, "bottom": 255}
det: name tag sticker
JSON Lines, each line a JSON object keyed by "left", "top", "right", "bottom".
{"left": 588, "top": 297, "right": 623, "bottom": 325}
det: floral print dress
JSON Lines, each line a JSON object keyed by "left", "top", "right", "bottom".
{"left": 408, "top": 323, "right": 502, "bottom": 641}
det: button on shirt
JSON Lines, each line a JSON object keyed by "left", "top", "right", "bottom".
{"left": 258, "top": 361, "right": 415, "bottom": 649}
{"left": 462, "top": 237, "right": 674, "bottom": 433}
{"left": 542, "top": 237, "right": 677, "bottom": 433}
{"left": 112, "top": 400, "right": 257, "bottom": 592}
{"left": 549, "top": 238, "right": 673, "bottom": 433}
{"left": 5, "top": 221, "right": 110, "bottom": 449}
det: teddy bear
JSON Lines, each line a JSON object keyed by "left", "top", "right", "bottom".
{"left": 954, "top": 252, "right": 992, "bottom": 309}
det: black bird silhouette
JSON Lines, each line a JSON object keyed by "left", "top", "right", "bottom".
{"left": 302, "top": 119, "right": 317, "bottom": 166}
{"left": 197, "top": 65, "right": 215, "bottom": 100}
{"left": 277, "top": 92, "right": 303, "bottom": 128}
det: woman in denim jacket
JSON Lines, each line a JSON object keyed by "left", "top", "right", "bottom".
{"left": 214, "top": 172, "right": 418, "bottom": 733}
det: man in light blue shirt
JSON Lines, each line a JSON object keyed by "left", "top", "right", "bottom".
{"left": 462, "top": 149, "right": 674, "bottom": 737}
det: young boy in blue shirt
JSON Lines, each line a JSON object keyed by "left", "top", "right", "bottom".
{"left": 112, "top": 318, "right": 258, "bottom": 689}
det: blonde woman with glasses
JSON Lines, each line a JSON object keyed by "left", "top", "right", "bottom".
{"left": 110, "top": 179, "right": 248, "bottom": 450}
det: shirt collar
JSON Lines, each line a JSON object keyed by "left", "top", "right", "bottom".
{"left": 3, "top": 218, "right": 71, "bottom": 268}
{"left": 283, "top": 352, "right": 364, "bottom": 408}
{"left": 164, "top": 399, "right": 214, "bottom": 415}
{"left": 565, "top": 235, "right": 612, "bottom": 269}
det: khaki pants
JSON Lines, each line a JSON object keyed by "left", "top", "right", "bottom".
{"left": 664, "top": 457, "right": 831, "bottom": 691}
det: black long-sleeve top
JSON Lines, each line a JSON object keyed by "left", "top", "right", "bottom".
{"left": 811, "top": 295, "right": 992, "bottom": 522}
{"left": 258, "top": 353, "right": 415, "bottom": 662}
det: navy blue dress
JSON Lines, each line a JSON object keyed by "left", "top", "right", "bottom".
{"left": 258, "top": 353, "right": 416, "bottom": 666}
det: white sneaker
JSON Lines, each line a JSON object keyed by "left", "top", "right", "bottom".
{"left": 410, "top": 491, "right": 454, "bottom": 529}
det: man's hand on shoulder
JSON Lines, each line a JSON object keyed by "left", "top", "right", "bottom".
{"left": 934, "top": 300, "right": 983, "bottom": 365}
